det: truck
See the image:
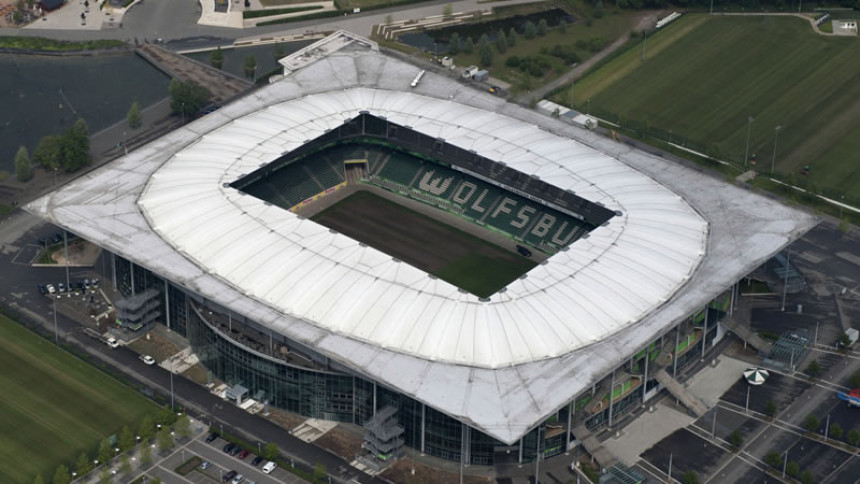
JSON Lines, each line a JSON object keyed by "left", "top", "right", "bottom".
{"left": 842, "top": 328, "right": 859, "bottom": 347}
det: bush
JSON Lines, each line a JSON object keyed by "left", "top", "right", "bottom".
{"left": 801, "top": 470, "right": 815, "bottom": 484}
{"left": 682, "top": 470, "right": 698, "bottom": 484}
{"left": 548, "top": 45, "right": 580, "bottom": 64}
{"left": 848, "top": 429, "right": 860, "bottom": 446}
{"left": 210, "top": 46, "right": 224, "bottom": 69}
{"left": 506, "top": 56, "right": 521, "bottom": 67}
{"left": 127, "top": 101, "right": 142, "bottom": 129}
{"left": 462, "top": 37, "right": 474, "bottom": 54}
{"left": 786, "top": 460, "right": 800, "bottom": 478}
{"left": 448, "top": 32, "right": 460, "bottom": 55}
{"left": 803, "top": 414, "right": 820, "bottom": 433}
{"left": 806, "top": 358, "right": 821, "bottom": 377}
{"left": 14, "top": 146, "right": 31, "bottom": 182}
{"left": 764, "top": 452, "right": 781, "bottom": 468}
{"left": 728, "top": 429, "right": 743, "bottom": 449}
{"left": 168, "top": 79, "right": 212, "bottom": 117}
{"left": 242, "top": 5, "right": 320, "bottom": 18}
{"left": 537, "top": 19, "right": 548, "bottom": 36}
{"left": 830, "top": 422, "right": 843, "bottom": 440}
{"left": 524, "top": 20, "right": 536, "bottom": 39}
{"left": 764, "top": 399, "right": 777, "bottom": 417}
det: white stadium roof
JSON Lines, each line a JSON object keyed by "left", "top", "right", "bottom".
{"left": 27, "top": 32, "right": 817, "bottom": 444}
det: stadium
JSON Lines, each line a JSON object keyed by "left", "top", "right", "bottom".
{"left": 27, "top": 32, "right": 817, "bottom": 470}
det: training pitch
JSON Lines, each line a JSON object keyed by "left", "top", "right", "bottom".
{"left": 0, "top": 315, "right": 157, "bottom": 483}
{"left": 571, "top": 14, "right": 860, "bottom": 200}
{"left": 311, "top": 190, "right": 536, "bottom": 297}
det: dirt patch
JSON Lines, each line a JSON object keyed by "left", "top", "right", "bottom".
{"left": 315, "top": 427, "right": 364, "bottom": 461}
{"left": 265, "top": 407, "right": 307, "bottom": 430}
{"left": 381, "top": 458, "right": 494, "bottom": 484}
{"left": 127, "top": 330, "right": 182, "bottom": 363}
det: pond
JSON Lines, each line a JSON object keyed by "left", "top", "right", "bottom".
{"left": 398, "top": 8, "right": 575, "bottom": 54}
{"left": 0, "top": 52, "right": 170, "bottom": 173}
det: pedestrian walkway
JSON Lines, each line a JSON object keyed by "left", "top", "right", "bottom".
{"left": 654, "top": 368, "right": 710, "bottom": 417}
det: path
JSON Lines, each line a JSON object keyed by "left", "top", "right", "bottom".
{"left": 516, "top": 11, "right": 661, "bottom": 106}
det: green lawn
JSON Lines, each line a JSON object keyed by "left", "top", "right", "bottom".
{"left": 0, "top": 315, "right": 157, "bottom": 483}
{"left": 565, "top": 14, "right": 860, "bottom": 201}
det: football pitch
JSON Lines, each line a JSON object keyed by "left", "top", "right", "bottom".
{"left": 0, "top": 314, "right": 157, "bottom": 483}
{"left": 570, "top": 14, "right": 860, "bottom": 200}
{"left": 312, "top": 190, "right": 536, "bottom": 297}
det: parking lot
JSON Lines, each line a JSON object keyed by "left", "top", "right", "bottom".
{"left": 140, "top": 433, "right": 310, "bottom": 484}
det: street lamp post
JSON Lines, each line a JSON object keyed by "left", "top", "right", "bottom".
{"left": 123, "top": 131, "right": 128, "bottom": 155}
{"left": 181, "top": 102, "right": 185, "bottom": 125}
{"left": 170, "top": 358, "right": 174, "bottom": 410}
{"left": 53, "top": 296, "right": 59, "bottom": 345}
{"left": 743, "top": 116, "right": 753, "bottom": 169}
{"left": 770, "top": 125, "right": 781, "bottom": 176}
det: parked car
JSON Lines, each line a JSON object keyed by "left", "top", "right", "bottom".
{"left": 251, "top": 456, "right": 263, "bottom": 466}
{"left": 58, "top": 282, "right": 66, "bottom": 293}
{"left": 222, "top": 470, "right": 237, "bottom": 482}
{"left": 139, "top": 354, "right": 156, "bottom": 365}
{"left": 262, "top": 461, "right": 277, "bottom": 474}
{"left": 37, "top": 284, "right": 48, "bottom": 295}
{"left": 200, "top": 461, "right": 212, "bottom": 470}
{"left": 229, "top": 446, "right": 242, "bottom": 456}
{"left": 46, "top": 284, "right": 56, "bottom": 295}
{"left": 206, "top": 432, "right": 218, "bottom": 443}
{"left": 238, "top": 449, "right": 250, "bottom": 459}
{"left": 231, "top": 474, "right": 244, "bottom": 484}
{"left": 223, "top": 443, "right": 236, "bottom": 453}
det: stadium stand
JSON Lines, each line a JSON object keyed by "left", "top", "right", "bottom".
{"left": 242, "top": 152, "right": 346, "bottom": 209}
{"left": 378, "top": 152, "right": 423, "bottom": 185}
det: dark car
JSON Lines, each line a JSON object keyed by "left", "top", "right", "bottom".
{"left": 223, "top": 470, "right": 237, "bottom": 482}
{"left": 516, "top": 245, "right": 533, "bottom": 258}
{"left": 229, "top": 446, "right": 242, "bottom": 456}
{"left": 206, "top": 432, "right": 218, "bottom": 443}
{"left": 223, "top": 443, "right": 236, "bottom": 453}
{"left": 37, "top": 284, "right": 48, "bottom": 295}
{"left": 238, "top": 449, "right": 250, "bottom": 459}
{"left": 251, "top": 456, "right": 263, "bottom": 466}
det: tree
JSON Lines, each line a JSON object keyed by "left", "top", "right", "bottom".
{"left": 830, "top": 422, "right": 843, "bottom": 440}
{"left": 508, "top": 27, "right": 517, "bottom": 47}
{"left": 98, "top": 469, "right": 112, "bottom": 484}
{"left": 75, "top": 452, "right": 92, "bottom": 476}
{"left": 127, "top": 101, "right": 142, "bottom": 129}
{"left": 140, "top": 443, "right": 153, "bottom": 467}
{"left": 119, "top": 425, "right": 135, "bottom": 451}
{"left": 559, "top": 19, "right": 567, "bottom": 33}
{"left": 273, "top": 42, "right": 285, "bottom": 60}
{"left": 594, "top": 0, "right": 604, "bottom": 18}
{"left": 33, "top": 134, "right": 64, "bottom": 171}
{"left": 174, "top": 413, "right": 192, "bottom": 439}
{"left": 524, "top": 20, "right": 537, "bottom": 39}
{"left": 478, "top": 38, "right": 493, "bottom": 66}
{"left": 496, "top": 29, "right": 508, "bottom": 54}
{"left": 139, "top": 414, "right": 155, "bottom": 442}
{"left": 168, "top": 79, "right": 212, "bottom": 118}
{"left": 803, "top": 414, "right": 820, "bottom": 433}
{"left": 243, "top": 55, "right": 257, "bottom": 81}
{"left": 157, "top": 427, "right": 174, "bottom": 453}
{"left": 838, "top": 332, "right": 853, "bottom": 348}
{"left": 119, "top": 454, "right": 132, "bottom": 475}
{"left": 682, "top": 470, "right": 699, "bottom": 484}
{"left": 764, "top": 399, "right": 777, "bottom": 417}
{"left": 15, "top": 146, "right": 32, "bottom": 182}
{"left": 97, "top": 438, "right": 113, "bottom": 464}
{"left": 448, "top": 32, "right": 460, "bottom": 55}
{"left": 806, "top": 358, "right": 821, "bottom": 377}
{"left": 156, "top": 404, "right": 177, "bottom": 426}
{"left": 62, "top": 118, "right": 90, "bottom": 172}
{"left": 786, "top": 460, "right": 800, "bottom": 478}
{"left": 313, "top": 463, "right": 327, "bottom": 481}
{"left": 384, "top": 14, "right": 392, "bottom": 25}
{"left": 462, "top": 37, "right": 474, "bottom": 54}
{"left": 262, "top": 442, "right": 278, "bottom": 460}
{"left": 847, "top": 429, "right": 860, "bottom": 446}
{"left": 537, "top": 19, "right": 548, "bottom": 36}
{"left": 210, "top": 46, "right": 224, "bottom": 69}
{"left": 801, "top": 470, "right": 815, "bottom": 484}
{"left": 764, "top": 452, "right": 781, "bottom": 468}
{"left": 52, "top": 465, "right": 71, "bottom": 484}
{"left": 34, "top": 475, "right": 44, "bottom": 484}
{"left": 150, "top": 478, "right": 162, "bottom": 484}
{"left": 442, "top": 3, "right": 452, "bottom": 19}
{"left": 728, "top": 429, "right": 743, "bottom": 449}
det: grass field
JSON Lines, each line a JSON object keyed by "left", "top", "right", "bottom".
{"left": 565, "top": 14, "right": 860, "bottom": 201}
{"left": 312, "top": 190, "right": 535, "bottom": 297}
{"left": 0, "top": 315, "right": 157, "bottom": 483}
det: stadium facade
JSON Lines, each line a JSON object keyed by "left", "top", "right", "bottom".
{"left": 27, "top": 32, "right": 817, "bottom": 467}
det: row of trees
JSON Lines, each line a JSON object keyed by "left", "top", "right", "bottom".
{"left": 37, "top": 406, "right": 190, "bottom": 484}
{"left": 14, "top": 118, "right": 91, "bottom": 183}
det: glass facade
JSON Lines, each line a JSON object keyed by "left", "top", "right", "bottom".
{"left": 109, "top": 255, "right": 734, "bottom": 467}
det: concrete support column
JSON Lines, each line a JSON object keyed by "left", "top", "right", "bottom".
{"left": 607, "top": 369, "right": 617, "bottom": 429}
{"left": 130, "top": 262, "right": 136, "bottom": 296}
{"left": 701, "top": 304, "right": 709, "bottom": 359}
{"left": 420, "top": 403, "right": 426, "bottom": 453}
{"left": 518, "top": 437, "right": 524, "bottom": 464}
{"left": 642, "top": 345, "right": 650, "bottom": 405}
{"left": 112, "top": 252, "right": 118, "bottom": 291}
{"left": 164, "top": 280, "right": 171, "bottom": 330}
{"left": 672, "top": 325, "right": 681, "bottom": 377}
{"left": 729, "top": 283, "right": 736, "bottom": 316}
{"left": 372, "top": 381, "right": 377, "bottom": 414}
{"left": 565, "top": 402, "right": 573, "bottom": 451}
{"left": 462, "top": 423, "right": 471, "bottom": 467}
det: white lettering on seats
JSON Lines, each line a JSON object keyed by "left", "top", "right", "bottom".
{"left": 452, "top": 182, "right": 477, "bottom": 204}
{"left": 491, "top": 197, "right": 517, "bottom": 219}
{"left": 511, "top": 205, "right": 536, "bottom": 228}
{"left": 530, "top": 214, "right": 556, "bottom": 238}
{"left": 471, "top": 189, "right": 491, "bottom": 213}
{"left": 418, "top": 170, "right": 455, "bottom": 195}
{"left": 551, "top": 221, "right": 578, "bottom": 245}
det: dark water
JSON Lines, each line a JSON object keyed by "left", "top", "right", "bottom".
{"left": 398, "top": 8, "right": 575, "bottom": 53}
{"left": 184, "top": 41, "right": 315, "bottom": 81}
{"left": 0, "top": 53, "right": 170, "bottom": 173}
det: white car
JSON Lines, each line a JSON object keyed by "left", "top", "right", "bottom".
{"left": 105, "top": 337, "right": 119, "bottom": 349}
{"left": 46, "top": 284, "right": 56, "bottom": 295}
{"left": 262, "top": 461, "right": 276, "bottom": 474}
{"left": 140, "top": 354, "right": 156, "bottom": 365}
{"left": 231, "top": 474, "right": 244, "bottom": 484}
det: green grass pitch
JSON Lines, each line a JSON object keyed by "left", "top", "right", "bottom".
{"left": 0, "top": 314, "right": 157, "bottom": 483}
{"left": 569, "top": 14, "right": 860, "bottom": 200}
